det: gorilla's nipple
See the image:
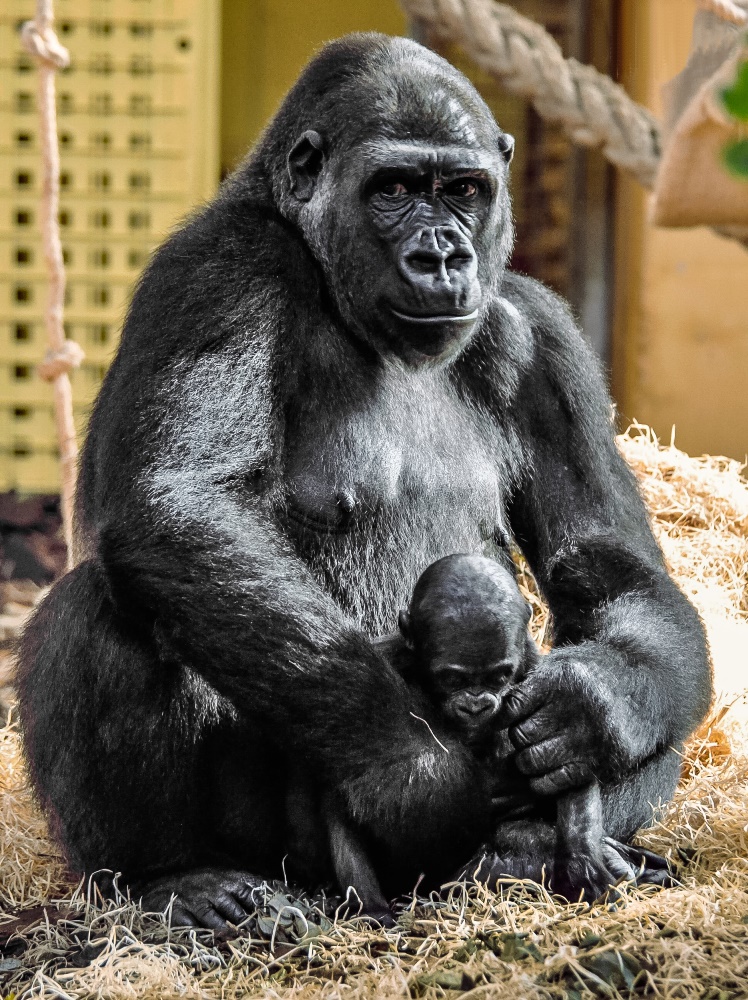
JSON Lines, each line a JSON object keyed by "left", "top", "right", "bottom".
{"left": 337, "top": 490, "right": 357, "bottom": 516}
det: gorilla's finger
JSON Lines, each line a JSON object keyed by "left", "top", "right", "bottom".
{"left": 168, "top": 903, "right": 200, "bottom": 928}
{"left": 232, "top": 880, "right": 261, "bottom": 909}
{"left": 497, "top": 678, "right": 550, "bottom": 727}
{"left": 529, "top": 761, "right": 589, "bottom": 796}
{"left": 514, "top": 735, "right": 567, "bottom": 776}
{"left": 509, "top": 711, "right": 559, "bottom": 751}
{"left": 640, "top": 868, "right": 680, "bottom": 888}
{"left": 191, "top": 904, "right": 230, "bottom": 932}
{"left": 216, "top": 891, "right": 251, "bottom": 925}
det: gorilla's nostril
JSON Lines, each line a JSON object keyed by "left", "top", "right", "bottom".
{"left": 407, "top": 251, "right": 443, "bottom": 272}
{"left": 405, "top": 249, "right": 472, "bottom": 275}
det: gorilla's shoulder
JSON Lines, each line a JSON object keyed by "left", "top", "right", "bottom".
{"left": 467, "top": 273, "right": 610, "bottom": 425}
{"left": 499, "top": 272, "right": 605, "bottom": 388}
{"left": 499, "top": 273, "right": 580, "bottom": 354}
{"left": 148, "top": 196, "right": 305, "bottom": 289}
{"left": 122, "top": 195, "right": 316, "bottom": 355}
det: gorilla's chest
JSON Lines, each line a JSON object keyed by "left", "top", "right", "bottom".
{"left": 283, "top": 380, "right": 502, "bottom": 533}
{"left": 281, "top": 374, "right": 507, "bottom": 633}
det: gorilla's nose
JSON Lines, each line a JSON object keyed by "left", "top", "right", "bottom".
{"left": 400, "top": 227, "right": 477, "bottom": 296}
{"left": 455, "top": 692, "right": 497, "bottom": 717}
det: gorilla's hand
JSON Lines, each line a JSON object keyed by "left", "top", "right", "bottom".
{"left": 497, "top": 648, "right": 617, "bottom": 795}
{"left": 137, "top": 868, "right": 266, "bottom": 930}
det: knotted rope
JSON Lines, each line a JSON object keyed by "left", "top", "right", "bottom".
{"left": 20, "top": 0, "right": 82, "bottom": 568}
{"left": 401, "top": 0, "right": 662, "bottom": 187}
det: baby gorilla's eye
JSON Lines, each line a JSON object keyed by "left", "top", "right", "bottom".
{"left": 379, "top": 180, "right": 409, "bottom": 198}
{"left": 446, "top": 179, "right": 478, "bottom": 198}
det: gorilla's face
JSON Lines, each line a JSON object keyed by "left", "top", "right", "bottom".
{"left": 288, "top": 126, "right": 513, "bottom": 367}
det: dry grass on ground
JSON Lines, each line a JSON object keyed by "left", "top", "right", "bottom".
{"left": 0, "top": 423, "right": 746, "bottom": 999}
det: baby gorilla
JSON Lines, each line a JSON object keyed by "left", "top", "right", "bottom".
{"left": 301, "top": 555, "right": 622, "bottom": 925}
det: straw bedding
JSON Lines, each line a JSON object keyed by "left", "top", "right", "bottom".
{"left": 0, "top": 423, "right": 746, "bottom": 999}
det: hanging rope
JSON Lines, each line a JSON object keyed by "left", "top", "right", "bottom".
{"left": 401, "top": 0, "right": 662, "bottom": 187}
{"left": 20, "top": 1, "right": 83, "bottom": 570}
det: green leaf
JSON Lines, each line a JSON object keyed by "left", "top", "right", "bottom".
{"left": 411, "top": 969, "right": 475, "bottom": 994}
{"left": 723, "top": 139, "right": 748, "bottom": 178}
{"left": 498, "top": 932, "right": 542, "bottom": 962}
{"left": 722, "top": 61, "right": 748, "bottom": 121}
{"left": 577, "top": 949, "right": 644, "bottom": 995}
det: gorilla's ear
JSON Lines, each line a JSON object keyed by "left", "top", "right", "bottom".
{"left": 288, "top": 130, "right": 326, "bottom": 201}
{"left": 398, "top": 610, "right": 414, "bottom": 648}
{"left": 498, "top": 132, "right": 515, "bottom": 164}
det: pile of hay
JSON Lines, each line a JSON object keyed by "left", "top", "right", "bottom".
{"left": 0, "top": 424, "right": 746, "bottom": 999}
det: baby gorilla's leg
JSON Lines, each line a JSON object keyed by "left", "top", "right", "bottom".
{"left": 328, "top": 813, "right": 396, "bottom": 927}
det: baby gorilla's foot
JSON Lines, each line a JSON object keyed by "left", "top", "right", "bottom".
{"left": 136, "top": 867, "right": 269, "bottom": 931}
{"left": 359, "top": 907, "right": 398, "bottom": 929}
{"left": 337, "top": 888, "right": 397, "bottom": 928}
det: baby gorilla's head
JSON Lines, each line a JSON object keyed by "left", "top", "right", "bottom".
{"left": 399, "top": 554, "right": 534, "bottom": 738}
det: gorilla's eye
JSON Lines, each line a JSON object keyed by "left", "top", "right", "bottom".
{"left": 378, "top": 180, "right": 409, "bottom": 198}
{"left": 446, "top": 179, "right": 478, "bottom": 198}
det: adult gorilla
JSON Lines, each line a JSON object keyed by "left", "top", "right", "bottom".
{"left": 18, "top": 34, "right": 710, "bottom": 928}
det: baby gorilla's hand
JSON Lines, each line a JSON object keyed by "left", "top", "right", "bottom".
{"left": 497, "top": 649, "right": 613, "bottom": 795}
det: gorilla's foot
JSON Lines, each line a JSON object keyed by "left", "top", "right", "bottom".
{"left": 605, "top": 839, "right": 679, "bottom": 888}
{"left": 553, "top": 842, "right": 634, "bottom": 902}
{"left": 554, "top": 840, "right": 677, "bottom": 902}
{"left": 136, "top": 867, "right": 270, "bottom": 930}
{"left": 456, "top": 838, "right": 676, "bottom": 904}
{"left": 456, "top": 848, "right": 548, "bottom": 889}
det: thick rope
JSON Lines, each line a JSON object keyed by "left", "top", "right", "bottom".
{"left": 21, "top": 1, "right": 83, "bottom": 569}
{"left": 401, "top": 0, "right": 662, "bottom": 187}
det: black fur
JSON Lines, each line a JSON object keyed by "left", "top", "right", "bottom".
{"left": 17, "top": 34, "right": 710, "bottom": 929}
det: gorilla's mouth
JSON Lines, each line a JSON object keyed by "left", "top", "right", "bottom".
{"left": 389, "top": 307, "right": 480, "bottom": 326}
{"left": 386, "top": 305, "right": 480, "bottom": 361}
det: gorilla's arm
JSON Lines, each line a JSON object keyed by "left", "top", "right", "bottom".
{"left": 498, "top": 276, "right": 711, "bottom": 792}
{"left": 82, "top": 200, "right": 487, "bottom": 862}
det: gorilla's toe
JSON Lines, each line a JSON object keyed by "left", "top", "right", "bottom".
{"left": 604, "top": 839, "right": 679, "bottom": 888}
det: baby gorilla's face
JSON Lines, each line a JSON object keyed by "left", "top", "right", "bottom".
{"left": 423, "top": 624, "right": 523, "bottom": 738}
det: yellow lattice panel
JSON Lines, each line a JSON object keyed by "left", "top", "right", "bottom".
{"left": 0, "top": 0, "right": 219, "bottom": 492}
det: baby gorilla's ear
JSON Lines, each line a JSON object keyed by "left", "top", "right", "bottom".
{"left": 398, "top": 610, "right": 414, "bottom": 649}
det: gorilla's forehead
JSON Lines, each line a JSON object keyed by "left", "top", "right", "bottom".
{"left": 357, "top": 139, "right": 501, "bottom": 175}
{"left": 368, "top": 75, "right": 499, "bottom": 148}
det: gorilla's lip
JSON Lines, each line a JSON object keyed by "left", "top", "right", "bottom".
{"left": 389, "top": 307, "right": 480, "bottom": 326}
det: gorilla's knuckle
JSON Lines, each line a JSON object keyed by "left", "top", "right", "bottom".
{"left": 510, "top": 722, "right": 535, "bottom": 750}
{"left": 516, "top": 743, "right": 547, "bottom": 775}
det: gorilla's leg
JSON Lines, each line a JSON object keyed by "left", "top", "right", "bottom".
{"left": 17, "top": 560, "right": 285, "bottom": 929}
{"left": 464, "top": 749, "right": 680, "bottom": 896}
